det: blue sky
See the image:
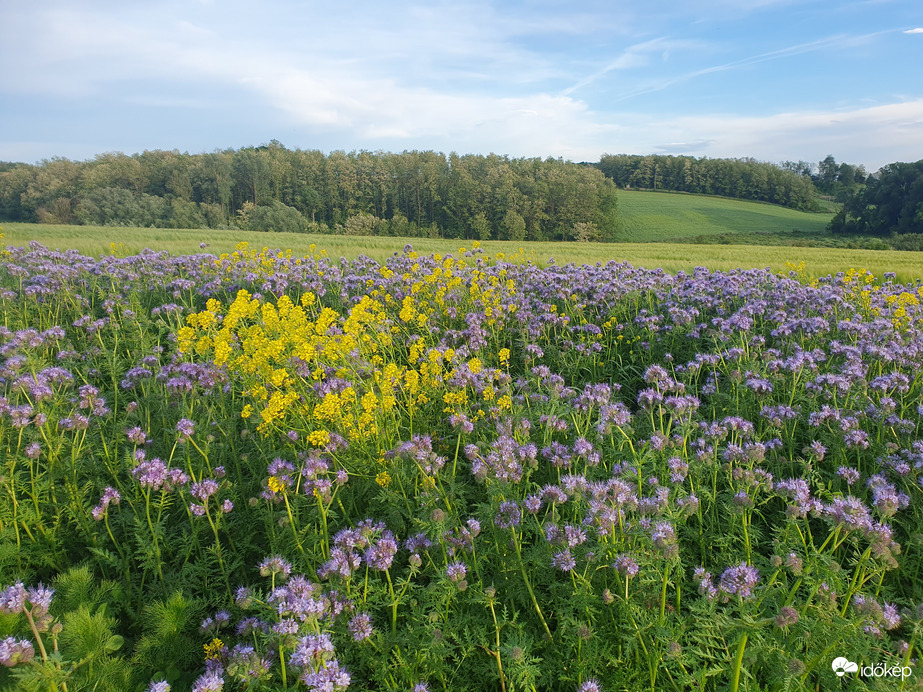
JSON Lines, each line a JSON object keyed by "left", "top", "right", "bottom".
{"left": 1, "top": 0, "right": 922, "bottom": 171}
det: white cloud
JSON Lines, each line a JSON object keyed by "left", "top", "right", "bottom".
{"left": 612, "top": 99, "right": 923, "bottom": 170}
{"left": 1, "top": 1, "right": 921, "bottom": 169}
{"left": 905, "top": 28, "right": 923, "bottom": 34}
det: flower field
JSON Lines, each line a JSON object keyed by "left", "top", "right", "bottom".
{"left": 2, "top": 237, "right": 923, "bottom": 691}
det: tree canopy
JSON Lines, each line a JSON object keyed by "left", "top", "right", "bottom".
{"left": 829, "top": 160, "right": 923, "bottom": 236}
{"left": 595, "top": 154, "right": 818, "bottom": 210}
{"left": 0, "top": 144, "right": 618, "bottom": 241}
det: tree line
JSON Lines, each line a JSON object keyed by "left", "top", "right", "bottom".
{"left": 595, "top": 154, "right": 821, "bottom": 210}
{"left": 0, "top": 143, "right": 618, "bottom": 242}
{"left": 829, "top": 160, "right": 923, "bottom": 236}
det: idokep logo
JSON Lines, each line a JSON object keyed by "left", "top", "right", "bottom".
{"left": 832, "top": 657, "right": 912, "bottom": 680}
{"left": 832, "top": 658, "right": 858, "bottom": 677}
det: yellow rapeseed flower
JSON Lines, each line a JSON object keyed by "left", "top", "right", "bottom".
{"left": 307, "top": 430, "right": 330, "bottom": 446}
{"left": 204, "top": 638, "right": 225, "bottom": 660}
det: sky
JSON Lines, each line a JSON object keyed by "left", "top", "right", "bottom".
{"left": 1, "top": 0, "right": 922, "bottom": 172}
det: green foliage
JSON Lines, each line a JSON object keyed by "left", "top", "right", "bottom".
{"left": 4, "top": 235, "right": 923, "bottom": 689}
{"left": 829, "top": 160, "right": 923, "bottom": 236}
{"left": 597, "top": 154, "right": 818, "bottom": 210}
{"left": 1, "top": 567, "right": 135, "bottom": 692}
{"left": 132, "top": 592, "right": 202, "bottom": 685}
{"left": 239, "top": 200, "right": 307, "bottom": 233}
{"left": 0, "top": 145, "right": 619, "bottom": 242}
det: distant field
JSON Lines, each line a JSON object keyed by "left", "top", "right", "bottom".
{"left": 4, "top": 221, "right": 922, "bottom": 283}
{"left": 616, "top": 189, "right": 834, "bottom": 241}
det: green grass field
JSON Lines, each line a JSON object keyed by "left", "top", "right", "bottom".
{"left": 1, "top": 192, "right": 918, "bottom": 282}
{"left": 4, "top": 221, "right": 922, "bottom": 283}
{"left": 616, "top": 189, "right": 834, "bottom": 241}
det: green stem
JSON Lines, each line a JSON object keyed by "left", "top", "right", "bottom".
{"left": 282, "top": 492, "right": 305, "bottom": 557}
{"left": 385, "top": 568, "right": 398, "bottom": 636}
{"left": 512, "top": 527, "right": 552, "bottom": 640}
{"left": 659, "top": 562, "right": 670, "bottom": 621}
{"left": 144, "top": 489, "right": 163, "bottom": 581}
{"left": 730, "top": 633, "right": 748, "bottom": 692}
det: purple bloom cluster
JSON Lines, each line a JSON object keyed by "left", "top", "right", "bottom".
{"left": 92, "top": 486, "right": 121, "bottom": 520}
{"left": 0, "top": 637, "right": 35, "bottom": 668}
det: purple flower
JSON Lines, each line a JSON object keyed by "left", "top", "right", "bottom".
{"left": 191, "top": 669, "right": 225, "bottom": 692}
{"left": 132, "top": 458, "right": 168, "bottom": 490}
{"left": 578, "top": 679, "right": 602, "bottom": 692}
{"left": 165, "top": 468, "right": 189, "bottom": 491}
{"left": 541, "top": 485, "right": 567, "bottom": 505}
{"left": 272, "top": 618, "right": 300, "bottom": 635}
{"left": 823, "top": 496, "right": 873, "bottom": 533}
{"left": 446, "top": 562, "right": 467, "bottom": 582}
{"left": 92, "top": 486, "right": 121, "bottom": 520}
{"left": 26, "top": 584, "right": 53, "bottom": 617}
{"left": 649, "top": 521, "right": 677, "bottom": 558}
{"left": 176, "top": 418, "right": 195, "bottom": 440}
{"left": 348, "top": 613, "right": 374, "bottom": 641}
{"left": 882, "top": 603, "right": 901, "bottom": 630}
{"left": 836, "top": 466, "right": 860, "bottom": 485}
{"left": 552, "top": 549, "right": 576, "bottom": 572}
{"left": 614, "top": 554, "right": 640, "bottom": 577}
{"left": 667, "top": 457, "right": 688, "bottom": 484}
{"left": 563, "top": 524, "right": 587, "bottom": 547}
{"left": 0, "top": 583, "right": 27, "bottom": 614}
{"left": 259, "top": 555, "right": 292, "bottom": 579}
{"left": 693, "top": 567, "right": 717, "bottom": 600}
{"left": 364, "top": 530, "right": 398, "bottom": 571}
{"left": 300, "top": 658, "right": 350, "bottom": 691}
{"left": 718, "top": 563, "right": 760, "bottom": 600}
{"left": 0, "top": 637, "right": 35, "bottom": 667}
{"left": 191, "top": 479, "right": 219, "bottom": 502}
{"left": 148, "top": 681, "right": 171, "bottom": 692}
{"left": 494, "top": 501, "right": 522, "bottom": 529}
{"left": 126, "top": 426, "right": 149, "bottom": 444}
{"left": 775, "top": 606, "right": 799, "bottom": 628}
{"left": 290, "top": 633, "right": 335, "bottom": 668}
{"left": 318, "top": 547, "right": 363, "bottom": 579}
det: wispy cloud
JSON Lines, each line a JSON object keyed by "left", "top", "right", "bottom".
{"left": 602, "top": 31, "right": 888, "bottom": 104}
{"left": 563, "top": 38, "right": 708, "bottom": 96}
{"left": 905, "top": 28, "right": 923, "bottom": 34}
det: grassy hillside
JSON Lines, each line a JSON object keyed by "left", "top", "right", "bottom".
{"left": 4, "top": 221, "right": 923, "bottom": 283}
{"left": 616, "top": 189, "right": 834, "bottom": 242}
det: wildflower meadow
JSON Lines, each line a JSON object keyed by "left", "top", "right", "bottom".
{"left": 2, "top": 235, "right": 923, "bottom": 691}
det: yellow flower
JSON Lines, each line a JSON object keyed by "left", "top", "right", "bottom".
{"left": 376, "top": 471, "right": 392, "bottom": 487}
{"left": 467, "top": 358, "right": 483, "bottom": 374}
{"left": 267, "top": 476, "right": 286, "bottom": 493}
{"left": 204, "top": 638, "right": 225, "bottom": 660}
{"left": 307, "top": 430, "right": 330, "bottom": 447}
